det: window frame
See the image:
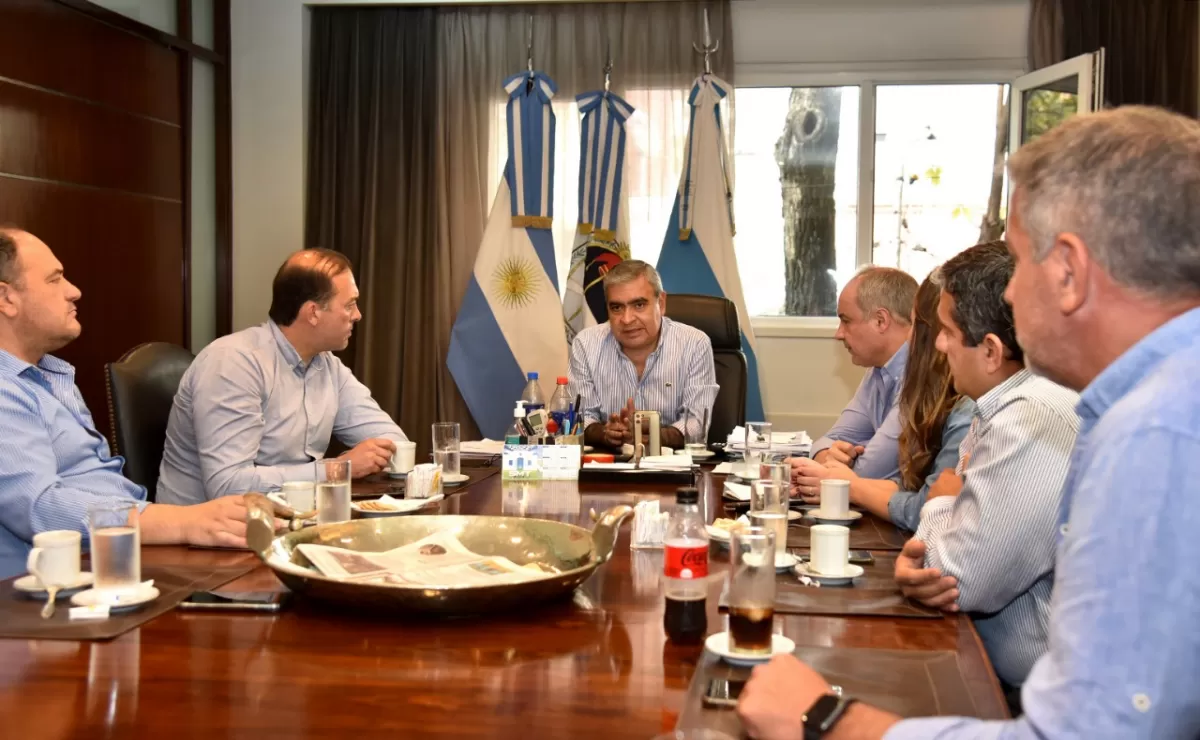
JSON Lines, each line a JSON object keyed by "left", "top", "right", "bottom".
{"left": 734, "top": 62, "right": 1025, "bottom": 337}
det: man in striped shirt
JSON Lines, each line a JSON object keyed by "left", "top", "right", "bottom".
{"left": 914, "top": 242, "right": 1079, "bottom": 696}
{"left": 569, "top": 260, "right": 718, "bottom": 451}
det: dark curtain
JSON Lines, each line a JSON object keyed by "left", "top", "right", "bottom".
{"left": 1030, "top": 0, "right": 1198, "bottom": 116}
{"left": 305, "top": 8, "right": 457, "bottom": 457}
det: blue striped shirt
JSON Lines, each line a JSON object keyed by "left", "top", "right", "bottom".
{"left": 814, "top": 343, "right": 908, "bottom": 481}
{"left": 889, "top": 306, "right": 1200, "bottom": 739}
{"left": 0, "top": 350, "right": 148, "bottom": 579}
{"left": 568, "top": 317, "right": 718, "bottom": 439}
{"left": 916, "top": 369, "right": 1080, "bottom": 687}
{"left": 157, "top": 322, "right": 405, "bottom": 506}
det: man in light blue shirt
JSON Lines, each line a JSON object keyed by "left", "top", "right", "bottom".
{"left": 157, "top": 250, "right": 407, "bottom": 506}
{"left": 0, "top": 229, "right": 257, "bottom": 579}
{"left": 737, "top": 107, "right": 1200, "bottom": 739}
{"left": 794, "top": 267, "right": 916, "bottom": 485}
{"left": 570, "top": 260, "right": 718, "bottom": 451}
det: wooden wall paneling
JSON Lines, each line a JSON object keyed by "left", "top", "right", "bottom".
{"left": 214, "top": 0, "right": 232, "bottom": 337}
{"left": 0, "top": 0, "right": 181, "bottom": 124}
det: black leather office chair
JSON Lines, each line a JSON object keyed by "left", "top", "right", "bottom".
{"left": 664, "top": 294, "right": 748, "bottom": 445}
{"left": 105, "top": 343, "right": 194, "bottom": 500}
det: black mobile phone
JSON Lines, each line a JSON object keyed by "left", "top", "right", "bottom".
{"left": 848, "top": 550, "right": 875, "bottom": 565}
{"left": 178, "top": 591, "right": 290, "bottom": 613}
{"left": 702, "top": 678, "right": 747, "bottom": 708}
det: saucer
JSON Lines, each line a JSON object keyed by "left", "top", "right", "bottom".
{"left": 688, "top": 449, "right": 715, "bottom": 460}
{"left": 442, "top": 473, "right": 470, "bottom": 486}
{"left": 386, "top": 471, "right": 409, "bottom": 479}
{"left": 352, "top": 493, "right": 444, "bottom": 518}
{"left": 793, "top": 561, "right": 864, "bottom": 586}
{"left": 806, "top": 509, "right": 862, "bottom": 526}
{"left": 14, "top": 572, "right": 94, "bottom": 598}
{"left": 775, "top": 552, "right": 798, "bottom": 572}
{"left": 70, "top": 584, "right": 160, "bottom": 613}
{"left": 705, "top": 631, "right": 795, "bottom": 667}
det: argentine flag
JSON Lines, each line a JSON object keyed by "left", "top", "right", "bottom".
{"left": 656, "top": 75, "right": 765, "bottom": 421}
{"left": 563, "top": 90, "right": 634, "bottom": 344}
{"left": 448, "top": 71, "right": 569, "bottom": 438}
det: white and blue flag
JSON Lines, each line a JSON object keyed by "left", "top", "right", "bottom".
{"left": 448, "top": 71, "right": 569, "bottom": 438}
{"left": 656, "top": 75, "right": 765, "bottom": 421}
{"left": 563, "top": 90, "right": 634, "bottom": 344}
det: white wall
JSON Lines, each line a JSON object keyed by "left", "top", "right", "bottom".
{"left": 230, "top": 0, "right": 1028, "bottom": 437}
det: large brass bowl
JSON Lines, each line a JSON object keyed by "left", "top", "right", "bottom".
{"left": 246, "top": 496, "right": 633, "bottom": 616}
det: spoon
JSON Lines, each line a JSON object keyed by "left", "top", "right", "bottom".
{"left": 41, "top": 584, "right": 60, "bottom": 619}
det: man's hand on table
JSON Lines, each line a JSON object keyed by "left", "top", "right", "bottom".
{"left": 894, "top": 538, "right": 960, "bottom": 611}
{"left": 181, "top": 496, "right": 251, "bottom": 548}
{"left": 789, "top": 457, "right": 845, "bottom": 501}
{"left": 815, "top": 440, "right": 865, "bottom": 467}
{"left": 338, "top": 437, "right": 396, "bottom": 477}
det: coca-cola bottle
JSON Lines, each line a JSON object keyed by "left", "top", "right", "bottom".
{"left": 663, "top": 486, "right": 709, "bottom": 644}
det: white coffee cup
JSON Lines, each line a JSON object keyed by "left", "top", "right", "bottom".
{"left": 26, "top": 530, "right": 82, "bottom": 587}
{"left": 390, "top": 441, "right": 417, "bottom": 474}
{"left": 820, "top": 479, "right": 851, "bottom": 517}
{"left": 810, "top": 524, "right": 850, "bottom": 576}
{"left": 280, "top": 481, "right": 316, "bottom": 511}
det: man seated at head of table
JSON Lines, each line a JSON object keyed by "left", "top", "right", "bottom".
{"left": 570, "top": 260, "right": 718, "bottom": 452}
{"left": 738, "top": 106, "right": 1200, "bottom": 739}
{"left": 806, "top": 267, "right": 918, "bottom": 481}
{"left": 156, "top": 249, "right": 407, "bottom": 506}
{"left": 0, "top": 228, "right": 256, "bottom": 580}
{"left": 792, "top": 272, "right": 975, "bottom": 531}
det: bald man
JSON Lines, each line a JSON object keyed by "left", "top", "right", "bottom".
{"left": 157, "top": 250, "right": 407, "bottom": 505}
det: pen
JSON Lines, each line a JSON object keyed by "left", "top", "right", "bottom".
{"left": 566, "top": 403, "right": 575, "bottom": 436}
{"left": 572, "top": 393, "right": 582, "bottom": 434}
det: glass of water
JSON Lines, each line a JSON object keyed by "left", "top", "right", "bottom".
{"left": 682, "top": 409, "right": 708, "bottom": 458}
{"left": 316, "top": 459, "right": 352, "bottom": 524}
{"left": 749, "top": 479, "right": 788, "bottom": 566}
{"left": 744, "top": 421, "right": 773, "bottom": 475}
{"left": 88, "top": 501, "right": 141, "bottom": 591}
{"left": 432, "top": 422, "right": 461, "bottom": 477}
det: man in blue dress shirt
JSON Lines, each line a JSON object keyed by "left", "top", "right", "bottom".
{"left": 738, "top": 106, "right": 1200, "bottom": 738}
{"left": 157, "top": 249, "right": 407, "bottom": 506}
{"left": 0, "top": 228, "right": 257, "bottom": 579}
{"left": 792, "top": 267, "right": 917, "bottom": 486}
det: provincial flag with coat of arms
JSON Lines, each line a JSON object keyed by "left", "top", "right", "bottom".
{"left": 448, "top": 71, "right": 569, "bottom": 439}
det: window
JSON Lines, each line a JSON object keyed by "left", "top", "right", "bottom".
{"left": 734, "top": 82, "right": 1010, "bottom": 318}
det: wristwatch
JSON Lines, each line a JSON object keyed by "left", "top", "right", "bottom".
{"left": 802, "top": 693, "right": 858, "bottom": 739}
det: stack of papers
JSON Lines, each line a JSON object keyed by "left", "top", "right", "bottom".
{"left": 461, "top": 439, "right": 505, "bottom": 457}
{"left": 726, "top": 427, "right": 813, "bottom": 456}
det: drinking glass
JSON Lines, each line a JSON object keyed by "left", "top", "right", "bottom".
{"left": 744, "top": 421, "right": 772, "bottom": 475}
{"left": 316, "top": 459, "right": 352, "bottom": 524}
{"left": 727, "top": 526, "right": 777, "bottom": 655}
{"left": 432, "top": 422, "right": 461, "bottom": 477}
{"left": 759, "top": 452, "right": 790, "bottom": 492}
{"left": 682, "top": 409, "right": 708, "bottom": 459}
{"left": 749, "top": 480, "right": 788, "bottom": 565}
{"left": 88, "top": 501, "right": 141, "bottom": 591}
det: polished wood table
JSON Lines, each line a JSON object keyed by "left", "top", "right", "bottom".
{"left": 0, "top": 472, "right": 1007, "bottom": 738}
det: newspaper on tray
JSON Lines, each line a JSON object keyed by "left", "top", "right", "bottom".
{"left": 295, "top": 529, "right": 554, "bottom": 587}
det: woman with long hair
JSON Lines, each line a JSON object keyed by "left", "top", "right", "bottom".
{"left": 793, "top": 271, "right": 975, "bottom": 530}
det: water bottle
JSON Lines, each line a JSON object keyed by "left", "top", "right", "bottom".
{"left": 548, "top": 376, "right": 571, "bottom": 434}
{"left": 521, "top": 372, "right": 545, "bottom": 414}
{"left": 663, "top": 486, "right": 709, "bottom": 644}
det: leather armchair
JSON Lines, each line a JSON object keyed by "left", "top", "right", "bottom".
{"left": 664, "top": 294, "right": 748, "bottom": 445}
{"left": 104, "top": 343, "right": 194, "bottom": 500}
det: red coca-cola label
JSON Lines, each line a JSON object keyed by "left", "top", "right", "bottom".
{"left": 664, "top": 543, "right": 709, "bottom": 579}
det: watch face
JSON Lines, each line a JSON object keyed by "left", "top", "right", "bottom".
{"left": 804, "top": 694, "right": 845, "bottom": 738}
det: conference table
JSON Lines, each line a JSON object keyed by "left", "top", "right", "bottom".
{"left": 0, "top": 465, "right": 1008, "bottom": 739}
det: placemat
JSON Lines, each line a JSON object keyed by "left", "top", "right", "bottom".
{"left": 785, "top": 513, "right": 908, "bottom": 551}
{"left": 718, "top": 553, "right": 942, "bottom": 619}
{"left": 0, "top": 563, "right": 257, "bottom": 641}
{"left": 677, "top": 646, "right": 985, "bottom": 736}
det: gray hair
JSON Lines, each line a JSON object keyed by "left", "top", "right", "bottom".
{"left": 853, "top": 266, "right": 917, "bottom": 326}
{"left": 1008, "top": 106, "right": 1200, "bottom": 300}
{"left": 602, "top": 259, "right": 663, "bottom": 297}
{"left": 0, "top": 227, "right": 22, "bottom": 287}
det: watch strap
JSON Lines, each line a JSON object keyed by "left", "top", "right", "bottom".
{"left": 802, "top": 694, "right": 857, "bottom": 740}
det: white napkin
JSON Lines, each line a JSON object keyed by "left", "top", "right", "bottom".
{"left": 637, "top": 454, "right": 692, "bottom": 470}
{"left": 723, "top": 481, "right": 752, "bottom": 501}
{"left": 631, "top": 499, "right": 669, "bottom": 549}
{"left": 462, "top": 439, "right": 505, "bottom": 456}
{"left": 726, "top": 427, "right": 813, "bottom": 452}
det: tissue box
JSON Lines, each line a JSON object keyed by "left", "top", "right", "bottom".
{"left": 502, "top": 444, "right": 581, "bottom": 481}
{"left": 406, "top": 463, "right": 443, "bottom": 498}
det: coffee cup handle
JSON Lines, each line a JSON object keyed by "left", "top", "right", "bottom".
{"left": 26, "top": 547, "right": 43, "bottom": 580}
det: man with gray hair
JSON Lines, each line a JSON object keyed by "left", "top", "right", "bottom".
{"left": 568, "top": 259, "right": 718, "bottom": 451}
{"left": 793, "top": 267, "right": 917, "bottom": 489}
{"left": 737, "top": 106, "right": 1200, "bottom": 739}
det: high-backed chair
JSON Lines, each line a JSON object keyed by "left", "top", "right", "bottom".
{"left": 664, "top": 294, "right": 748, "bottom": 445}
{"left": 104, "top": 342, "right": 194, "bottom": 500}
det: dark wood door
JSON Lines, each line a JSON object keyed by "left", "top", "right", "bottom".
{"left": 0, "top": 0, "right": 186, "bottom": 438}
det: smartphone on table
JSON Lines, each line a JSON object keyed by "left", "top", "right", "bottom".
{"left": 702, "top": 678, "right": 747, "bottom": 708}
{"left": 178, "top": 591, "right": 291, "bottom": 612}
